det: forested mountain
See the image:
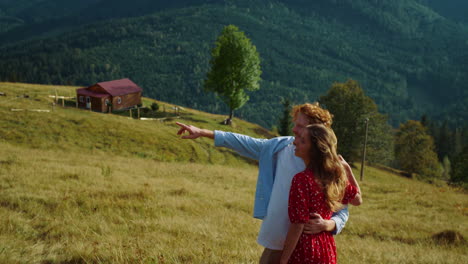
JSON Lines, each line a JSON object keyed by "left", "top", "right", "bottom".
{"left": 423, "top": 0, "right": 468, "bottom": 23}
{"left": 0, "top": 0, "right": 467, "bottom": 128}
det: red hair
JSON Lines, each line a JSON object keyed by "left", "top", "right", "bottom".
{"left": 291, "top": 102, "right": 333, "bottom": 127}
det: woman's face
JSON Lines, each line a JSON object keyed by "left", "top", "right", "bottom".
{"left": 293, "top": 129, "right": 312, "bottom": 165}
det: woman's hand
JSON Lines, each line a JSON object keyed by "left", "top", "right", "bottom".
{"left": 338, "top": 155, "right": 363, "bottom": 206}
{"left": 338, "top": 155, "right": 352, "bottom": 173}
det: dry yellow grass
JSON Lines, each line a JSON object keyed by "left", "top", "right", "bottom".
{"left": 1, "top": 82, "right": 467, "bottom": 263}
{"left": 1, "top": 143, "right": 466, "bottom": 263}
{"left": 0, "top": 143, "right": 261, "bottom": 263}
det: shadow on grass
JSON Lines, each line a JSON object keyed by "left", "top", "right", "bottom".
{"left": 356, "top": 230, "right": 467, "bottom": 247}
{"left": 41, "top": 257, "right": 88, "bottom": 264}
{"left": 432, "top": 230, "right": 466, "bottom": 246}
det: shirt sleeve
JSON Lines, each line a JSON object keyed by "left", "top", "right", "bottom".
{"left": 214, "top": 130, "right": 268, "bottom": 160}
{"left": 288, "top": 172, "right": 310, "bottom": 224}
{"left": 331, "top": 206, "right": 349, "bottom": 235}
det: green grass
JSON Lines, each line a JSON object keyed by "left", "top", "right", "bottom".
{"left": 0, "top": 82, "right": 467, "bottom": 263}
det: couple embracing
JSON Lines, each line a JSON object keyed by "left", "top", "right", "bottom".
{"left": 176, "top": 103, "right": 362, "bottom": 264}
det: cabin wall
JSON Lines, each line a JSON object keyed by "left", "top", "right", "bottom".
{"left": 113, "top": 92, "right": 142, "bottom": 110}
{"left": 76, "top": 93, "right": 110, "bottom": 112}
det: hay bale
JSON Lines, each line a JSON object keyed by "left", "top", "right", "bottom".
{"left": 432, "top": 230, "right": 465, "bottom": 245}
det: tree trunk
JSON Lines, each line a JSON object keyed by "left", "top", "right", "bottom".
{"left": 225, "top": 108, "right": 234, "bottom": 125}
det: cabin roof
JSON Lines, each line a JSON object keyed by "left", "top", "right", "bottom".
{"left": 76, "top": 88, "right": 109, "bottom": 98}
{"left": 97, "top": 78, "right": 142, "bottom": 96}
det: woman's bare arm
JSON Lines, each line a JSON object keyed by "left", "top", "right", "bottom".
{"left": 280, "top": 223, "right": 304, "bottom": 264}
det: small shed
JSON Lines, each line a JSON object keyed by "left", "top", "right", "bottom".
{"left": 77, "top": 78, "right": 142, "bottom": 112}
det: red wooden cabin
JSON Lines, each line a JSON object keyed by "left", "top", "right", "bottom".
{"left": 77, "top": 78, "right": 142, "bottom": 112}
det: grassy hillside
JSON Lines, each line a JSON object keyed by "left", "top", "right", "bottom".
{"left": 1, "top": 82, "right": 467, "bottom": 263}
{"left": 0, "top": 82, "right": 273, "bottom": 165}
{"left": 0, "top": 0, "right": 467, "bottom": 128}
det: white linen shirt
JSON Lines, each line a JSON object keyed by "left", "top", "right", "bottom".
{"left": 257, "top": 144, "right": 305, "bottom": 249}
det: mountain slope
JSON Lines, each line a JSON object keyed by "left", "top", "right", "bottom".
{"left": 423, "top": 0, "right": 468, "bottom": 24}
{"left": 0, "top": 0, "right": 467, "bottom": 128}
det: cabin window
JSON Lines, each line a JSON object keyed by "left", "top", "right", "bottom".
{"left": 117, "top": 97, "right": 122, "bottom": 104}
{"left": 79, "top": 96, "right": 84, "bottom": 103}
{"left": 86, "top": 97, "right": 90, "bottom": 103}
{"left": 105, "top": 99, "right": 110, "bottom": 105}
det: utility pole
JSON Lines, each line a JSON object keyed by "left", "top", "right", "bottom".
{"left": 360, "top": 118, "right": 369, "bottom": 181}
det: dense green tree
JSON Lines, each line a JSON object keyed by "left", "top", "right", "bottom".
{"left": 442, "top": 156, "right": 451, "bottom": 181}
{"left": 365, "top": 114, "right": 395, "bottom": 166}
{"left": 395, "top": 120, "right": 441, "bottom": 178}
{"left": 451, "top": 146, "right": 468, "bottom": 185}
{"left": 277, "top": 98, "right": 292, "bottom": 136}
{"left": 204, "top": 25, "right": 261, "bottom": 125}
{"left": 437, "top": 121, "right": 452, "bottom": 159}
{"left": 454, "top": 127, "right": 465, "bottom": 155}
{"left": 421, "top": 116, "right": 467, "bottom": 169}
{"left": 319, "top": 79, "right": 392, "bottom": 163}
{"left": 420, "top": 114, "right": 429, "bottom": 127}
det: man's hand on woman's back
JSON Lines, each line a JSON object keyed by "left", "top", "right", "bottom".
{"left": 303, "top": 213, "right": 336, "bottom": 234}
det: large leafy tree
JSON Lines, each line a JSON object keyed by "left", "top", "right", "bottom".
{"left": 395, "top": 120, "right": 441, "bottom": 178}
{"left": 319, "top": 79, "right": 393, "bottom": 163}
{"left": 204, "top": 25, "right": 261, "bottom": 125}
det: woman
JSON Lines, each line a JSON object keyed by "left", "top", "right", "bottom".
{"left": 280, "top": 124, "right": 362, "bottom": 264}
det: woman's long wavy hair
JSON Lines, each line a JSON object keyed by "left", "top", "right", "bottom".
{"left": 306, "top": 124, "right": 348, "bottom": 212}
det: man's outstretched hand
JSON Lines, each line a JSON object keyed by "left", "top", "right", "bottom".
{"left": 176, "top": 122, "right": 214, "bottom": 139}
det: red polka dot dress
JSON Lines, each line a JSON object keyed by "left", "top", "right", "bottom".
{"left": 287, "top": 169, "right": 358, "bottom": 264}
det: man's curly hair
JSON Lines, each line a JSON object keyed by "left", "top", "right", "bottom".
{"left": 291, "top": 102, "right": 333, "bottom": 127}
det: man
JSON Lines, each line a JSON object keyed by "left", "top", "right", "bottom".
{"left": 176, "top": 103, "right": 353, "bottom": 264}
